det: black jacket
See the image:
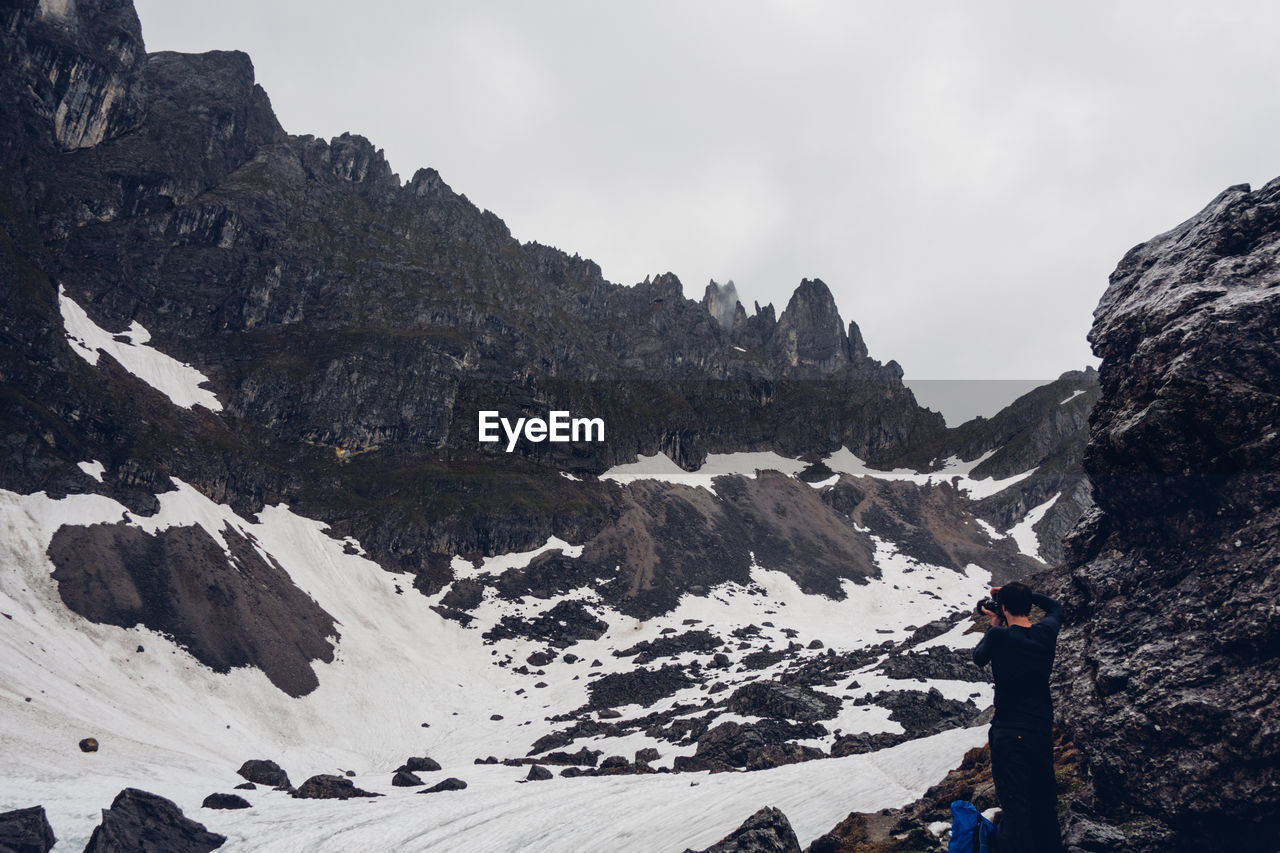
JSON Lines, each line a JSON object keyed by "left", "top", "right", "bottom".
{"left": 973, "top": 593, "right": 1063, "bottom": 732}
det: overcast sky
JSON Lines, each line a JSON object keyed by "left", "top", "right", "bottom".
{"left": 133, "top": 0, "right": 1280, "bottom": 422}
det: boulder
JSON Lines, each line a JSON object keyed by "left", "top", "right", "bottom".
{"left": 236, "top": 759, "right": 290, "bottom": 788}
{"left": 400, "top": 756, "right": 441, "bottom": 773}
{"left": 391, "top": 770, "right": 423, "bottom": 787}
{"left": 79, "top": 737, "right": 99, "bottom": 753}
{"left": 420, "top": 778, "right": 467, "bottom": 794}
{"left": 201, "top": 794, "right": 250, "bottom": 810}
{"left": 526, "top": 765, "right": 553, "bottom": 781}
{"left": 0, "top": 805, "right": 56, "bottom": 853}
{"left": 680, "top": 806, "right": 801, "bottom": 853}
{"left": 291, "top": 775, "right": 381, "bottom": 800}
{"left": 84, "top": 789, "right": 224, "bottom": 852}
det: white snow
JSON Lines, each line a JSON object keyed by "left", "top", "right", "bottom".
{"left": 76, "top": 460, "right": 105, "bottom": 482}
{"left": 449, "top": 535, "right": 585, "bottom": 582}
{"left": 601, "top": 447, "right": 1034, "bottom": 502}
{"left": 0, "top": 482, "right": 994, "bottom": 851}
{"left": 600, "top": 451, "right": 808, "bottom": 494}
{"left": 184, "top": 726, "right": 987, "bottom": 852}
{"left": 1007, "top": 493, "right": 1061, "bottom": 562}
{"left": 1060, "top": 389, "right": 1086, "bottom": 405}
{"left": 823, "top": 448, "right": 1036, "bottom": 500}
{"left": 58, "top": 285, "right": 223, "bottom": 412}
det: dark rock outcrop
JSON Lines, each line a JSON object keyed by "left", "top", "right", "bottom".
{"left": 49, "top": 522, "right": 338, "bottom": 696}
{"left": 236, "top": 759, "right": 290, "bottom": 788}
{"left": 200, "top": 794, "right": 250, "bottom": 810}
{"left": 724, "top": 681, "right": 840, "bottom": 722}
{"left": 681, "top": 806, "right": 801, "bottom": 853}
{"left": 875, "top": 645, "right": 991, "bottom": 683}
{"left": 585, "top": 664, "right": 696, "bottom": 710}
{"left": 391, "top": 770, "right": 423, "bottom": 787}
{"left": 420, "top": 777, "right": 467, "bottom": 794}
{"left": 400, "top": 756, "right": 441, "bottom": 773}
{"left": 0, "top": 805, "right": 56, "bottom": 853}
{"left": 1050, "top": 179, "right": 1280, "bottom": 849}
{"left": 84, "top": 788, "right": 224, "bottom": 853}
{"left": 291, "top": 775, "right": 380, "bottom": 800}
{"left": 692, "top": 720, "right": 827, "bottom": 770}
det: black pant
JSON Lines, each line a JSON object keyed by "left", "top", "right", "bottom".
{"left": 989, "top": 726, "right": 1063, "bottom": 853}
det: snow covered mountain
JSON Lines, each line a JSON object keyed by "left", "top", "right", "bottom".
{"left": 0, "top": 2, "right": 1106, "bottom": 850}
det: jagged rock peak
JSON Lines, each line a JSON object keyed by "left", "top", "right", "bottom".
{"left": 701, "top": 279, "right": 740, "bottom": 330}
{"left": 3, "top": 0, "right": 148, "bottom": 152}
{"left": 323, "top": 132, "right": 398, "bottom": 186}
{"left": 773, "top": 278, "right": 852, "bottom": 372}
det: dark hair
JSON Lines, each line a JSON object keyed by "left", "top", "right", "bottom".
{"left": 997, "top": 582, "right": 1033, "bottom": 617}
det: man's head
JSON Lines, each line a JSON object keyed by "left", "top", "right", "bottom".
{"left": 997, "top": 582, "right": 1033, "bottom": 618}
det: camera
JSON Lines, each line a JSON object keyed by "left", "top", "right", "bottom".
{"left": 977, "top": 596, "right": 1004, "bottom": 623}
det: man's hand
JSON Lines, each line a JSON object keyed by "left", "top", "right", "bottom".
{"left": 979, "top": 605, "right": 1001, "bottom": 627}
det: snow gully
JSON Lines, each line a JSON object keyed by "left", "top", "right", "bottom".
{"left": 477, "top": 410, "right": 605, "bottom": 452}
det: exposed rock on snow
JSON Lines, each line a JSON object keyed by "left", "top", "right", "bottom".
{"left": 200, "top": 794, "right": 250, "bottom": 810}
{"left": 291, "top": 775, "right": 380, "bottom": 800}
{"left": 235, "top": 759, "right": 290, "bottom": 789}
{"left": 420, "top": 778, "right": 468, "bottom": 794}
{"left": 0, "top": 805, "right": 56, "bottom": 853}
{"left": 391, "top": 770, "right": 423, "bottom": 787}
{"left": 84, "top": 789, "right": 225, "bottom": 853}
{"left": 49, "top": 521, "right": 339, "bottom": 697}
{"left": 724, "top": 681, "right": 841, "bottom": 722}
{"left": 681, "top": 806, "right": 802, "bottom": 853}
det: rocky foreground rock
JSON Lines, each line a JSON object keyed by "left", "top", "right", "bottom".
{"left": 0, "top": 805, "right": 56, "bottom": 853}
{"left": 1049, "top": 180, "right": 1280, "bottom": 849}
{"left": 84, "top": 788, "right": 225, "bottom": 853}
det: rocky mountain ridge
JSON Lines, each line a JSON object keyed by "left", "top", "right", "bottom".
{"left": 1, "top": 0, "right": 1093, "bottom": 628}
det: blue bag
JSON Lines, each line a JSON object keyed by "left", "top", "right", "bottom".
{"left": 948, "top": 800, "right": 998, "bottom": 852}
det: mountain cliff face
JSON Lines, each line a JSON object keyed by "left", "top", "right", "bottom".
{"left": 0, "top": 3, "right": 1150, "bottom": 849}
{"left": 1047, "top": 182, "right": 1280, "bottom": 850}
{"left": 0, "top": 0, "right": 1095, "bottom": 710}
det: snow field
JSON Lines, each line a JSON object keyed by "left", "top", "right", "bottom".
{"left": 599, "top": 446, "right": 1037, "bottom": 501}
{"left": 1, "top": 478, "right": 993, "bottom": 851}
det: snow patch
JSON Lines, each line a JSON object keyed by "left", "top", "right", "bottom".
{"left": 1060, "top": 389, "right": 1086, "bottom": 405}
{"left": 824, "top": 448, "right": 1035, "bottom": 500}
{"left": 59, "top": 285, "right": 222, "bottom": 411}
{"left": 76, "top": 460, "right": 105, "bottom": 482}
{"left": 601, "top": 451, "right": 807, "bottom": 494}
{"left": 1008, "top": 493, "right": 1061, "bottom": 562}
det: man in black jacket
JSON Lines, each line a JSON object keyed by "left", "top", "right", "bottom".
{"left": 973, "top": 581, "right": 1064, "bottom": 853}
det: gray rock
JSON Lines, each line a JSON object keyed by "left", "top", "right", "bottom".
{"left": 291, "top": 775, "right": 380, "bottom": 800}
{"left": 236, "top": 759, "right": 290, "bottom": 789}
{"left": 1049, "top": 178, "right": 1280, "bottom": 848}
{"left": 0, "top": 805, "right": 56, "bottom": 853}
{"left": 200, "top": 794, "right": 250, "bottom": 810}
{"left": 391, "top": 770, "right": 423, "bottom": 787}
{"left": 84, "top": 789, "right": 224, "bottom": 852}
{"left": 420, "top": 778, "right": 467, "bottom": 794}
{"left": 681, "top": 806, "right": 801, "bottom": 853}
